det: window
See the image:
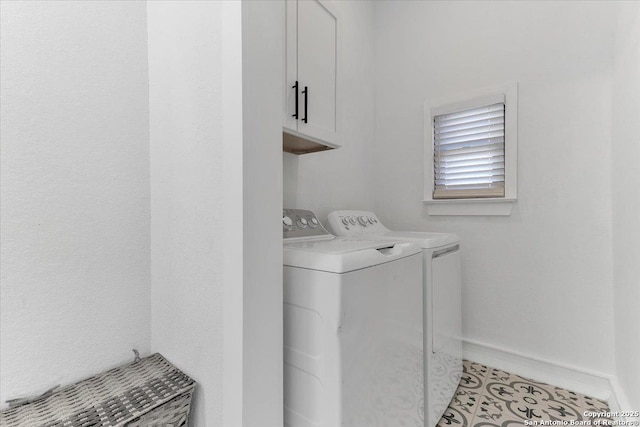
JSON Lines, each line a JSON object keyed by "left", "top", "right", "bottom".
{"left": 424, "top": 83, "right": 518, "bottom": 215}
{"left": 433, "top": 101, "right": 505, "bottom": 199}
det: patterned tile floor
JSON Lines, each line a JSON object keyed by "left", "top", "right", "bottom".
{"left": 437, "top": 360, "right": 612, "bottom": 427}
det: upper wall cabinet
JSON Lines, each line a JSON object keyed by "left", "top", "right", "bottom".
{"left": 283, "top": 0, "right": 339, "bottom": 155}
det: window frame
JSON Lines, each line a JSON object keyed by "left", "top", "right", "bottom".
{"left": 424, "top": 82, "right": 518, "bottom": 216}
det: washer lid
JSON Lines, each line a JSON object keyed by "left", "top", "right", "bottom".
{"left": 378, "top": 231, "right": 460, "bottom": 249}
{"left": 285, "top": 236, "right": 399, "bottom": 254}
{"left": 284, "top": 238, "right": 421, "bottom": 273}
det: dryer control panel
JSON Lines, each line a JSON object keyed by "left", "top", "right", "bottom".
{"left": 283, "top": 209, "right": 332, "bottom": 240}
{"left": 327, "top": 210, "right": 390, "bottom": 237}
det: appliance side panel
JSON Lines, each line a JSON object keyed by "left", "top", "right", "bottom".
{"left": 283, "top": 267, "right": 342, "bottom": 427}
{"left": 429, "top": 248, "right": 464, "bottom": 427}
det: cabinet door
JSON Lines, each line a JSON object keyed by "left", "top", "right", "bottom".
{"left": 283, "top": 0, "right": 299, "bottom": 133}
{"left": 297, "top": 0, "right": 338, "bottom": 146}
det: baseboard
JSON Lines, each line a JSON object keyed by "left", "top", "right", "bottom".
{"left": 608, "top": 377, "right": 623, "bottom": 413}
{"left": 462, "top": 338, "right": 614, "bottom": 401}
{"left": 608, "top": 376, "right": 640, "bottom": 423}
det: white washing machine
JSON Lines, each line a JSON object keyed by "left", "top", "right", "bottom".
{"left": 283, "top": 208, "right": 424, "bottom": 427}
{"left": 327, "top": 210, "right": 463, "bottom": 427}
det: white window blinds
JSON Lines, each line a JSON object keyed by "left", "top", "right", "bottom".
{"left": 433, "top": 102, "right": 506, "bottom": 199}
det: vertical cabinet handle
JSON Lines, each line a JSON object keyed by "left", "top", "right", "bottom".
{"left": 301, "top": 86, "right": 308, "bottom": 123}
{"left": 292, "top": 81, "right": 299, "bottom": 119}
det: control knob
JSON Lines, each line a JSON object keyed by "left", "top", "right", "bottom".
{"left": 309, "top": 218, "right": 318, "bottom": 228}
{"left": 358, "top": 216, "right": 369, "bottom": 226}
{"left": 341, "top": 217, "right": 350, "bottom": 226}
{"left": 283, "top": 216, "right": 293, "bottom": 227}
{"left": 297, "top": 218, "right": 308, "bottom": 228}
{"left": 349, "top": 217, "right": 357, "bottom": 225}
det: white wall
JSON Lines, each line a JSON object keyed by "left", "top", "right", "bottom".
{"left": 148, "top": 2, "right": 283, "bottom": 426}
{"left": 373, "top": 1, "right": 616, "bottom": 376}
{"left": 611, "top": 1, "right": 640, "bottom": 410}
{"left": 283, "top": 0, "right": 377, "bottom": 218}
{"left": 148, "top": 2, "right": 232, "bottom": 425}
{"left": 0, "top": 1, "right": 150, "bottom": 405}
{"left": 223, "top": 3, "right": 245, "bottom": 426}
{"left": 241, "top": 2, "right": 285, "bottom": 427}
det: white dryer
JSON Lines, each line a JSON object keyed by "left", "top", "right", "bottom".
{"left": 283, "top": 209, "right": 424, "bottom": 427}
{"left": 327, "top": 210, "right": 463, "bottom": 427}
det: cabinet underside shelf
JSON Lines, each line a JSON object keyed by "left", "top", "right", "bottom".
{"left": 283, "top": 130, "right": 335, "bottom": 155}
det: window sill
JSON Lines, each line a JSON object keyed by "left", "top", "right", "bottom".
{"left": 423, "top": 198, "right": 516, "bottom": 216}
